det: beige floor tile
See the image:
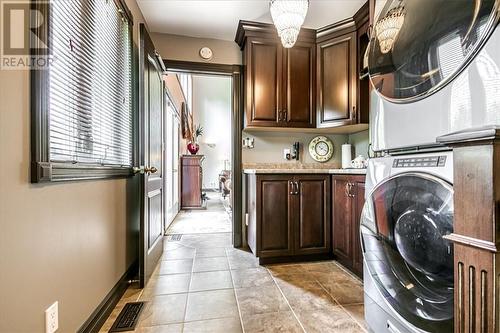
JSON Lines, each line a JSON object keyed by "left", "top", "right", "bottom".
{"left": 227, "top": 253, "right": 260, "bottom": 270}
{"left": 190, "top": 270, "right": 233, "bottom": 292}
{"left": 235, "top": 284, "right": 290, "bottom": 316}
{"left": 141, "top": 274, "right": 191, "bottom": 299}
{"left": 277, "top": 280, "right": 337, "bottom": 311}
{"left": 184, "top": 289, "right": 239, "bottom": 322}
{"left": 231, "top": 267, "right": 273, "bottom": 288}
{"left": 319, "top": 280, "right": 364, "bottom": 305}
{"left": 157, "top": 259, "right": 193, "bottom": 275}
{"left": 183, "top": 317, "right": 242, "bottom": 333}
{"left": 266, "top": 264, "right": 305, "bottom": 276}
{"left": 134, "top": 323, "right": 183, "bottom": 333}
{"left": 193, "top": 256, "right": 229, "bottom": 272}
{"left": 241, "top": 311, "right": 303, "bottom": 333}
{"left": 296, "top": 308, "right": 364, "bottom": 333}
{"left": 162, "top": 246, "right": 196, "bottom": 260}
{"left": 138, "top": 294, "right": 187, "bottom": 327}
{"left": 195, "top": 247, "right": 227, "bottom": 258}
{"left": 343, "top": 304, "right": 368, "bottom": 330}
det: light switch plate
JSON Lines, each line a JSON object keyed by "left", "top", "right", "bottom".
{"left": 45, "top": 301, "right": 58, "bottom": 333}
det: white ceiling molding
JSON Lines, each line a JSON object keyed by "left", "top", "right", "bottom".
{"left": 137, "top": 0, "right": 365, "bottom": 41}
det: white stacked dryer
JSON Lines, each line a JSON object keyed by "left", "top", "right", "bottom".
{"left": 363, "top": 0, "right": 500, "bottom": 332}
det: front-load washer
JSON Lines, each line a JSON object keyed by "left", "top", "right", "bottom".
{"left": 368, "top": 0, "right": 500, "bottom": 152}
{"left": 361, "top": 151, "right": 454, "bottom": 333}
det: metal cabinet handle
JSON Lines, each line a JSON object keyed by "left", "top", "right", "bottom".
{"left": 349, "top": 183, "right": 355, "bottom": 197}
{"left": 278, "top": 110, "right": 282, "bottom": 122}
{"left": 345, "top": 182, "right": 350, "bottom": 197}
{"left": 284, "top": 109, "right": 288, "bottom": 122}
{"left": 289, "top": 181, "right": 294, "bottom": 195}
{"left": 294, "top": 181, "right": 299, "bottom": 195}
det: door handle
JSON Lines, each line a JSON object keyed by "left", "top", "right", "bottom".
{"left": 133, "top": 166, "right": 145, "bottom": 174}
{"left": 144, "top": 166, "right": 158, "bottom": 174}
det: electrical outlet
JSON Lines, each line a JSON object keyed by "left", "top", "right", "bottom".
{"left": 283, "top": 148, "right": 291, "bottom": 160}
{"left": 45, "top": 301, "right": 58, "bottom": 333}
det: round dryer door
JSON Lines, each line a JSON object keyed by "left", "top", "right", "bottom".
{"left": 368, "top": 0, "right": 499, "bottom": 102}
{"left": 361, "top": 173, "right": 454, "bottom": 332}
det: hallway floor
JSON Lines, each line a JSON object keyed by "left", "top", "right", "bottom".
{"left": 100, "top": 193, "right": 367, "bottom": 333}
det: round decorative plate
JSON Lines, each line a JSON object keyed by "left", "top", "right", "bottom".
{"left": 308, "top": 136, "right": 334, "bottom": 162}
{"left": 199, "top": 47, "right": 213, "bottom": 60}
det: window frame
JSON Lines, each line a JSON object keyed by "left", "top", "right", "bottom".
{"left": 30, "top": 0, "right": 135, "bottom": 183}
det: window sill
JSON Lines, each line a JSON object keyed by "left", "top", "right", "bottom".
{"left": 31, "top": 162, "right": 134, "bottom": 183}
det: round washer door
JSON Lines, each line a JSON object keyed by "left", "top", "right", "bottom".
{"left": 361, "top": 172, "right": 454, "bottom": 333}
{"left": 368, "top": 0, "right": 499, "bottom": 102}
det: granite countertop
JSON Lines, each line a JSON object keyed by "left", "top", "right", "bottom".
{"left": 242, "top": 163, "right": 366, "bottom": 175}
{"left": 243, "top": 168, "right": 366, "bottom": 174}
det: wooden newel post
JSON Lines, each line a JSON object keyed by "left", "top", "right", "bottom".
{"left": 437, "top": 126, "right": 500, "bottom": 333}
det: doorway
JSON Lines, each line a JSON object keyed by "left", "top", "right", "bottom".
{"left": 163, "top": 60, "right": 243, "bottom": 247}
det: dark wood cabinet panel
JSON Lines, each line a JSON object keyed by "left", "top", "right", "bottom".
{"left": 181, "top": 155, "right": 204, "bottom": 209}
{"left": 257, "top": 176, "right": 293, "bottom": 257}
{"left": 245, "top": 38, "right": 282, "bottom": 127}
{"left": 284, "top": 43, "right": 315, "bottom": 128}
{"left": 317, "top": 32, "right": 357, "bottom": 128}
{"left": 332, "top": 177, "right": 353, "bottom": 265}
{"left": 352, "top": 180, "right": 365, "bottom": 276}
{"left": 294, "top": 175, "right": 331, "bottom": 254}
{"left": 332, "top": 175, "right": 365, "bottom": 278}
{"left": 247, "top": 173, "right": 331, "bottom": 263}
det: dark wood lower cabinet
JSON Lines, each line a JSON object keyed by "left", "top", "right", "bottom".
{"left": 247, "top": 174, "right": 331, "bottom": 263}
{"left": 181, "top": 155, "right": 204, "bottom": 209}
{"left": 332, "top": 175, "right": 365, "bottom": 278}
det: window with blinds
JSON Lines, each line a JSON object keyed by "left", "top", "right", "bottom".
{"left": 48, "top": 0, "right": 132, "bottom": 167}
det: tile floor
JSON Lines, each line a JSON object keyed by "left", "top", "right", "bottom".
{"left": 100, "top": 194, "right": 367, "bottom": 333}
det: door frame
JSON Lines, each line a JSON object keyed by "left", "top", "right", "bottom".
{"left": 163, "top": 59, "right": 243, "bottom": 247}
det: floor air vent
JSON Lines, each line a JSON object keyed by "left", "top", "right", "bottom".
{"left": 108, "top": 302, "right": 145, "bottom": 332}
{"left": 168, "top": 234, "right": 182, "bottom": 241}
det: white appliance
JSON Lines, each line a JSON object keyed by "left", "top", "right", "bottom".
{"left": 368, "top": 0, "right": 500, "bottom": 152}
{"left": 361, "top": 151, "right": 454, "bottom": 333}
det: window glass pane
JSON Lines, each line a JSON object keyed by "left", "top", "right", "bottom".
{"left": 48, "top": 0, "right": 132, "bottom": 166}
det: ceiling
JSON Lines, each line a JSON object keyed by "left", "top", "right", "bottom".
{"left": 137, "top": 0, "right": 366, "bottom": 41}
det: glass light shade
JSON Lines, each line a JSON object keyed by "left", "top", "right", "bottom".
{"left": 270, "top": 0, "right": 309, "bottom": 48}
{"left": 375, "top": 5, "right": 406, "bottom": 54}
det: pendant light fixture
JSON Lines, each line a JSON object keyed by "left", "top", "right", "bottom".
{"left": 374, "top": 1, "right": 406, "bottom": 54}
{"left": 270, "top": 0, "right": 309, "bottom": 48}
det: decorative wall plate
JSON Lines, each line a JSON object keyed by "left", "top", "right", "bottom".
{"left": 199, "top": 47, "right": 213, "bottom": 60}
{"left": 309, "top": 136, "right": 334, "bottom": 162}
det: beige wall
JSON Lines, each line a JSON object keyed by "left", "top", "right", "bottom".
{"left": 242, "top": 131, "right": 349, "bottom": 167}
{"left": 0, "top": 1, "right": 146, "bottom": 332}
{"left": 152, "top": 32, "right": 242, "bottom": 65}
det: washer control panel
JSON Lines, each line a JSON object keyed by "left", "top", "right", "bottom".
{"left": 393, "top": 155, "right": 447, "bottom": 168}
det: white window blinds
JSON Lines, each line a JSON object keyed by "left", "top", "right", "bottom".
{"left": 48, "top": 0, "right": 132, "bottom": 166}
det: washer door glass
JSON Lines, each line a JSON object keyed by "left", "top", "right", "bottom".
{"left": 368, "top": 0, "right": 499, "bottom": 102}
{"left": 361, "top": 173, "right": 454, "bottom": 332}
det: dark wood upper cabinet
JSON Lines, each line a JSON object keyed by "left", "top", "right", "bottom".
{"left": 236, "top": 21, "right": 316, "bottom": 129}
{"left": 332, "top": 175, "right": 366, "bottom": 278}
{"left": 294, "top": 175, "right": 331, "bottom": 255}
{"left": 245, "top": 37, "right": 283, "bottom": 127}
{"left": 317, "top": 32, "right": 357, "bottom": 128}
{"left": 284, "top": 42, "right": 316, "bottom": 128}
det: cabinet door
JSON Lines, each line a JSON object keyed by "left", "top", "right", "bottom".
{"left": 317, "top": 32, "right": 357, "bottom": 128}
{"left": 283, "top": 42, "right": 315, "bottom": 128}
{"left": 332, "top": 176, "right": 353, "bottom": 267}
{"left": 352, "top": 179, "right": 365, "bottom": 278}
{"left": 257, "top": 175, "right": 293, "bottom": 257}
{"left": 293, "top": 175, "right": 331, "bottom": 255}
{"left": 245, "top": 38, "right": 283, "bottom": 127}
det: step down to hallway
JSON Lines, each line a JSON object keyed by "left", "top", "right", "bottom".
{"left": 108, "top": 302, "right": 145, "bottom": 332}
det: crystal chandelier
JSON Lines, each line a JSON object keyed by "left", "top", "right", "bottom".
{"left": 374, "top": 3, "right": 406, "bottom": 54}
{"left": 270, "top": 0, "right": 309, "bottom": 48}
